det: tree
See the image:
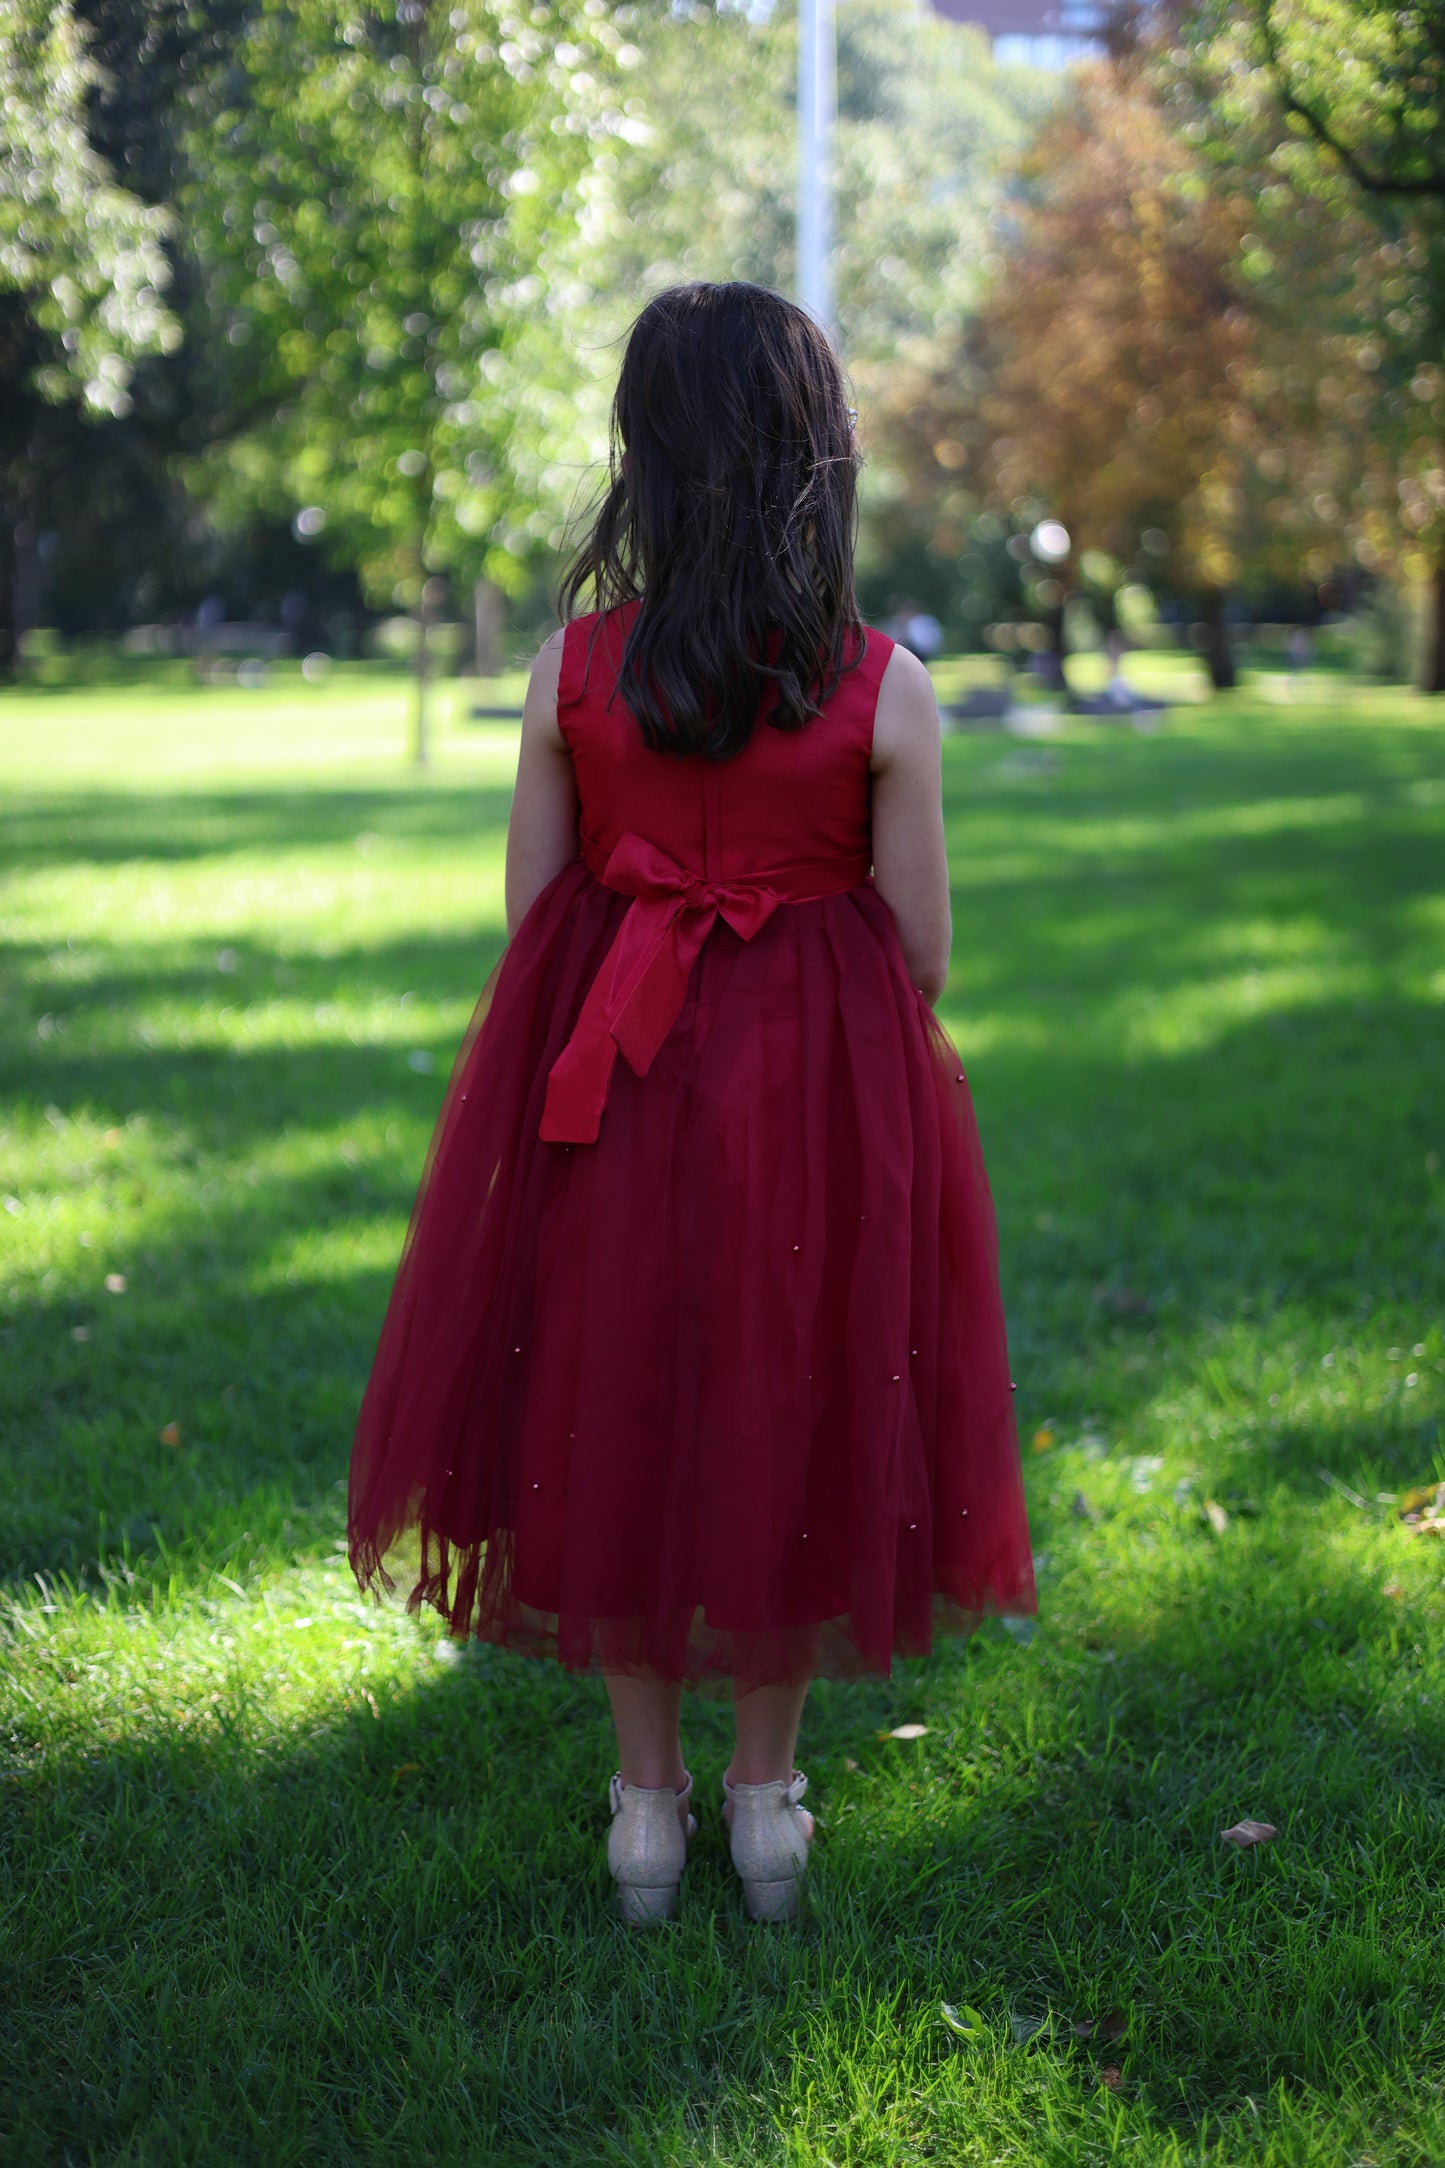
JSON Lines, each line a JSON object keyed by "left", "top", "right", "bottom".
{"left": 563, "top": 0, "right": 1050, "bottom": 631}
{"left": 182, "top": 0, "right": 622, "bottom": 762}
{"left": 872, "top": 62, "right": 1389, "bottom": 689}
{"left": 0, "top": 0, "right": 178, "bottom": 663}
{"left": 1176, "top": 1, "right": 1445, "bottom": 686}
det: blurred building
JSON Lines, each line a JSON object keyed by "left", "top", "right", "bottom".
{"left": 931, "top": 1, "right": 1108, "bottom": 69}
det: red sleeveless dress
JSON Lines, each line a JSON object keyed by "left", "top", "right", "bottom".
{"left": 348, "top": 608, "right": 1034, "bottom": 1685}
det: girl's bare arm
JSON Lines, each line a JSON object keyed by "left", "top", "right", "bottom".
{"left": 869, "top": 643, "right": 952, "bottom": 1006}
{"left": 504, "top": 631, "right": 579, "bottom": 939}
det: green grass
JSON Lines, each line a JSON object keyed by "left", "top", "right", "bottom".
{"left": 2, "top": 664, "right": 1443, "bottom": 2168}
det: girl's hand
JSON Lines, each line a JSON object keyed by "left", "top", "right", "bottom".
{"left": 504, "top": 631, "right": 580, "bottom": 938}
{"left": 869, "top": 644, "right": 952, "bottom": 1006}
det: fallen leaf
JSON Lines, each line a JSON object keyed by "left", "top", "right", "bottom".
{"left": 1093, "top": 1284, "right": 1151, "bottom": 1316}
{"left": 391, "top": 1762, "right": 420, "bottom": 1782}
{"left": 1010, "top": 2013, "right": 1049, "bottom": 2045}
{"left": 158, "top": 1422, "right": 182, "bottom": 1447}
{"left": 843, "top": 1757, "right": 860, "bottom": 1773}
{"left": 1398, "top": 1482, "right": 1445, "bottom": 1518}
{"left": 885, "top": 1723, "right": 929, "bottom": 1740}
{"left": 1100, "top": 2065, "right": 1122, "bottom": 2090}
{"left": 1383, "top": 1581, "right": 1403, "bottom": 1599}
{"left": 1220, "top": 1819, "right": 1277, "bottom": 1848}
{"left": 940, "top": 2002, "right": 987, "bottom": 2039}
{"left": 1073, "top": 2008, "right": 1125, "bottom": 2041}
{"left": 104, "top": 1273, "right": 127, "bottom": 1294}
{"left": 1031, "top": 1427, "right": 1055, "bottom": 1453}
{"left": 1203, "top": 1498, "right": 1229, "bottom": 1535}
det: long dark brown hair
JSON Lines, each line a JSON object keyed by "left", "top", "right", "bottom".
{"left": 559, "top": 282, "right": 863, "bottom": 762}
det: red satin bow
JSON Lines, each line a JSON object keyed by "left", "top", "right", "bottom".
{"left": 539, "top": 831, "right": 864, "bottom": 1144}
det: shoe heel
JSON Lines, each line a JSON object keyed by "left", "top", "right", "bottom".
{"left": 607, "top": 1772, "right": 693, "bottom": 1928}
{"left": 615, "top": 1879, "right": 679, "bottom": 1926}
{"left": 725, "top": 1770, "right": 812, "bottom": 1923}
{"left": 741, "top": 1874, "right": 801, "bottom": 1922}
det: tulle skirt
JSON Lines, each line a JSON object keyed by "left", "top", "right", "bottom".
{"left": 348, "top": 860, "right": 1034, "bottom": 1686}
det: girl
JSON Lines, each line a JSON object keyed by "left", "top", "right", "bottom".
{"left": 348, "top": 282, "right": 1034, "bottom": 1924}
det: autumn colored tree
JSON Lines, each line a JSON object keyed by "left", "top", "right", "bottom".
{"left": 875, "top": 63, "right": 1388, "bottom": 689}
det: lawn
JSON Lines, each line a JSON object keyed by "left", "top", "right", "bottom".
{"left": 1, "top": 660, "right": 1443, "bottom": 2168}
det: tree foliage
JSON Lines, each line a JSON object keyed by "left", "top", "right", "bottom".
{"left": 0, "top": 0, "right": 181, "bottom": 664}
{"left": 1205, "top": 0, "right": 1445, "bottom": 203}
{"left": 182, "top": 0, "right": 609, "bottom": 590}
{"left": 180, "top": 0, "right": 626, "bottom": 753}
{"left": 566, "top": 0, "right": 1048, "bottom": 623}
{"left": 0, "top": 0, "right": 178, "bottom": 415}
{"left": 1176, "top": 0, "right": 1445, "bottom": 684}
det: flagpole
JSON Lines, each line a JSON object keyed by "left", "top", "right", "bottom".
{"left": 797, "top": 0, "right": 836, "bottom": 337}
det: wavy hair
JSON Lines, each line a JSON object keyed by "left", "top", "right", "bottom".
{"left": 559, "top": 281, "right": 862, "bottom": 762}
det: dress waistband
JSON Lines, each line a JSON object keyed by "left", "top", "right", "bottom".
{"left": 539, "top": 829, "right": 871, "bottom": 1145}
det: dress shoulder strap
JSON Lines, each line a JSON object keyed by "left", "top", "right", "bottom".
{"left": 823, "top": 625, "right": 896, "bottom": 754}
{"left": 558, "top": 611, "right": 598, "bottom": 714}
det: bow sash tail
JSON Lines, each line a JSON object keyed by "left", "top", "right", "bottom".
{"left": 539, "top": 831, "right": 869, "bottom": 1144}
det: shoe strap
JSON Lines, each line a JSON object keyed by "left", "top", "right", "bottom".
{"left": 721, "top": 1768, "right": 808, "bottom": 1807}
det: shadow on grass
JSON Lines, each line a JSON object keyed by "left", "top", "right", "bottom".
{"left": 3, "top": 712, "right": 1444, "bottom": 2159}
{"left": 1, "top": 973, "right": 1440, "bottom": 1584}
{"left": 0, "top": 780, "right": 520, "bottom": 873}
{"left": 4, "top": 1518, "right": 1443, "bottom": 2166}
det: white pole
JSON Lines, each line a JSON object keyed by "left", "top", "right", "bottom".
{"left": 797, "top": 0, "right": 836, "bottom": 338}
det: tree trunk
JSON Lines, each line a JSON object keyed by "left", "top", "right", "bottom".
{"left": 0, "top": 512, "right": 15, "bottom": 680}
{"left": 1425, "top": 555, "right": 1445, "bottom": 694}
{"left": 411, "top": 572, "right": 451, "bottom": 766}
{"left": 1200, "top": 586, "right": 1236, "bottom": 692}
{"left": 411, "top": 589, "right": 431, "bottom": 769}
{"left": 13, "top": 518, "right": 39, "bottom": 653}
{"left": 1038, "top": 578, "right": 1071, "bottom": 696}
{"left": 473, "top": 578, "right": 502, "bottom": 677}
